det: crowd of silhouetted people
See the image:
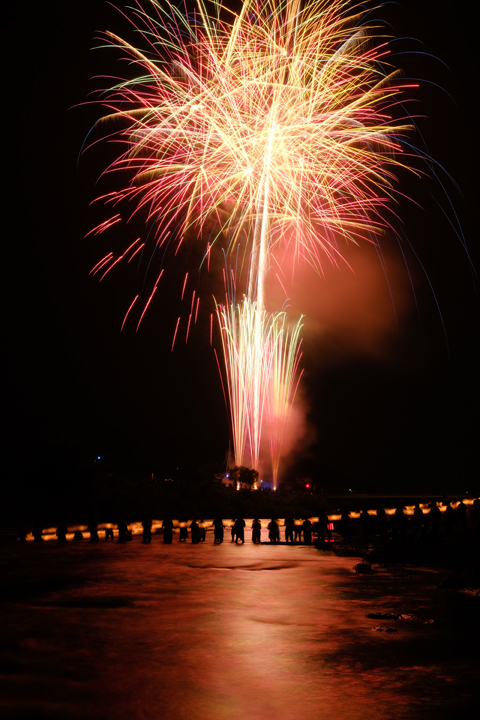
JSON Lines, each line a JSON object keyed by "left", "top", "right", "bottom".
{"left": 18, "top": 516, "right": 329, "bottom": 545}
{"left": 15, "top": 497, "right": 480, "bottom": 546}
{"left": 341, "top": 498, "right": 478, "bottom": 547}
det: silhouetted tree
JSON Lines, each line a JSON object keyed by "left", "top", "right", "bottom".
{"left": 230, "top": 465, "right": 259, "bottom": 489}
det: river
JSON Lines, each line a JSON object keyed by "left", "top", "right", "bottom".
{"left": 1, "top": 531, "right": 478, "bottom": 719}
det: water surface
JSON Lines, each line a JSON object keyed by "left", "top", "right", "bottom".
{"left": 1, "top": 534, "right": 477, "bottom": 719}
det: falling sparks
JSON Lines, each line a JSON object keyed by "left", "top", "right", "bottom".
{"left": 121, "top": 294, "right": 139, "bottom": 331}
{"left": 216, "top": 297, "right": 304, "bottom": 487}
{"left": 171, "top": 316, "right": 181, "bottom": 352}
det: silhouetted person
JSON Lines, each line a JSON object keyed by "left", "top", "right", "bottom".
{"left": 284, "top": 517, "right": 294, "bottom": 544}
{"left": 317, "top": 509, "right": 329, "bottom": 545}
{"left": 213, "top": 518, "right": 224, "bottom": 544}
{"left": 231, "top": 521, "right": 237, "bottom": 543}
{"left": 17, "top": 527, "right": 27, "bottom": 543}
{"left": 412, "top": 504, "right": 424, "bottom": 539}
{"left": 302, "top": 518, "right": 312, "bottom": 545}
{"left": 429, "top": 502, "right": 441, "bottom": 541}
{"left": 105, "top": 527, "right": 114, "bottom": 541}
{"left": 234, "top": 518, "right": 245, "bottom": 544}
{"left": 179, "top": 521, "right": 188, "bottom": 542}
{"left": 56, "top": 524, "right": 68, "bottom": 543}
{"left": 268, "top": 519, "right": 280, "bottom": 544}
{"left": 341, "top": 508, "right": 352, "bottom": 540}
{"left": 394, "top": 506, "right": 406, "bottom": 538}
{"left": 117, "top": 520, "right": 128, "bottom": 543}
{"left": 142, "top": 520, "right": 152, "bottom": 544}
{"left": 73, "top": 529, "right": 84, "bottom": 541}
{"left": 32, "top": 524, "right": 43, "bottom": 542}
{"left": 190, "top": 520, "right": 200, "bottom": 543}
{"left": 163, "top": 518, "right": 173, "bottom": 544}
{"left": 88, "top": 522, "right": 99, "bottom": 543}
{"left": 473, "top": 497, "right": 480, "bottom": 527}
{"left": 199, "top": 520, "right": 207, "bottom": 542}
{"left": 360, "top": 508, "right": 371, "bottom": 545}
{"left": 294, "top": 520, "right": 302, "bottom": 543}
{"left": 445, "top": 504, "right": 455, "bottom": 536}
{"left": 252, "top": 519, "right": 262, "bottom": 544}
{"left": 376, "top": 506, "right": 387, "bottom": 540}
{"left": 456, "top": 500, "right": 468, "bottom": 533}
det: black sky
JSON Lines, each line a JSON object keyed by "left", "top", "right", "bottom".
{"left": 3, "top": 1, "right": 478, "bottom": 491}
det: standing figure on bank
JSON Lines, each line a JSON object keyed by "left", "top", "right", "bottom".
{"left": 302, "top": 518, "right": 312, "bottom": 545}
{"left": 179, "top": 520, "right": 188, "bottom": 542}
{"left": 360, "top": 508, "right": 371, "bottom": 546}
{"left": 252, "top": 519, "right": 262, "bottom": 544}
{"left": 234, "top": 518, "right": 245, "bottom": 544}
{"left": 268, "top": 519, "right": 280, "bottom": 544}
{"left": 17, "top": 527, "right": 27, "bottom": 543}
{"left": 393, "top": 506, "right": 406, "bottom": 539}
{"left": 32, "top": 524, "right": 43, "bottom": 542}
{"left": 117, "top": 520, "right": 128, "bottom": 543}
{"left": 190, "top": 520, "right": 200, "bottom": 544}
{"left": 456, "top": 500, "right": 468, "bottom": 534}
{"left": 213, "top": 518, "right": 224, "bottom": 544}
{"left": 341, "top": 508, "right": 352, "bottom": 540}
{"left": 376, "top": 506, "right": 387, "bottom": 540}
{"left": 198, "top": 520, "right": 207, "bottom": 542}
{"left": 88, "top": 521, "right": 99, "bottom": 543}
{"left": 473, "top": 497, "right": 480, "bottom": 527}
{"left": 429, "top": 502, "right": 441, "bottom": 541}
{"left": 445, "top": 504, "right": 455, "bottom": 536}
{"left": 162, "top": 518, "right": 173, "bottom": 544}
{"left": 294, "top": 520, "right": 302, "bottom": 543}
{"left": 142, "top": 519, "right": 152, "bottom": 544}
{"left": 412, "top": 504, "right": 424, "bottom": 540}
{"left": 284, "top": 517, "right": 294, "bottom": 544}
{"left": 56, "top": 524, "right": 68, "bottom": 543}
{"left": 317, "top": 509, "right": 329, "bottom": 545}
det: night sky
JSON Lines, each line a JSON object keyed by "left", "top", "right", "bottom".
{"left": 3, "top": 1, "right": 478, "bottom": 493}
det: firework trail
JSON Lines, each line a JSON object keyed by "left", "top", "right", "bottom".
{"left": 89, "top": 0, "right": 419, "bottom": 485}
{"left": 216, "top": 297, "right": 303, "bottom": 484}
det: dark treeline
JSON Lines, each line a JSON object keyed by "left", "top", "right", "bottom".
{"left": 2, "top": 470, "right": 328, "bottom": 528}
{"left": 3, "top": 440, "right": 479, "bottom": 532}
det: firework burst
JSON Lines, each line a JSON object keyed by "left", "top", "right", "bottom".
{"left": 88, "top": 0, "right": 419, "bottom": 484}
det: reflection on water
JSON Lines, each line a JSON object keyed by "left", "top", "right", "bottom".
{"left": 0, "top": 535, "right": 478, "bottom": 719}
